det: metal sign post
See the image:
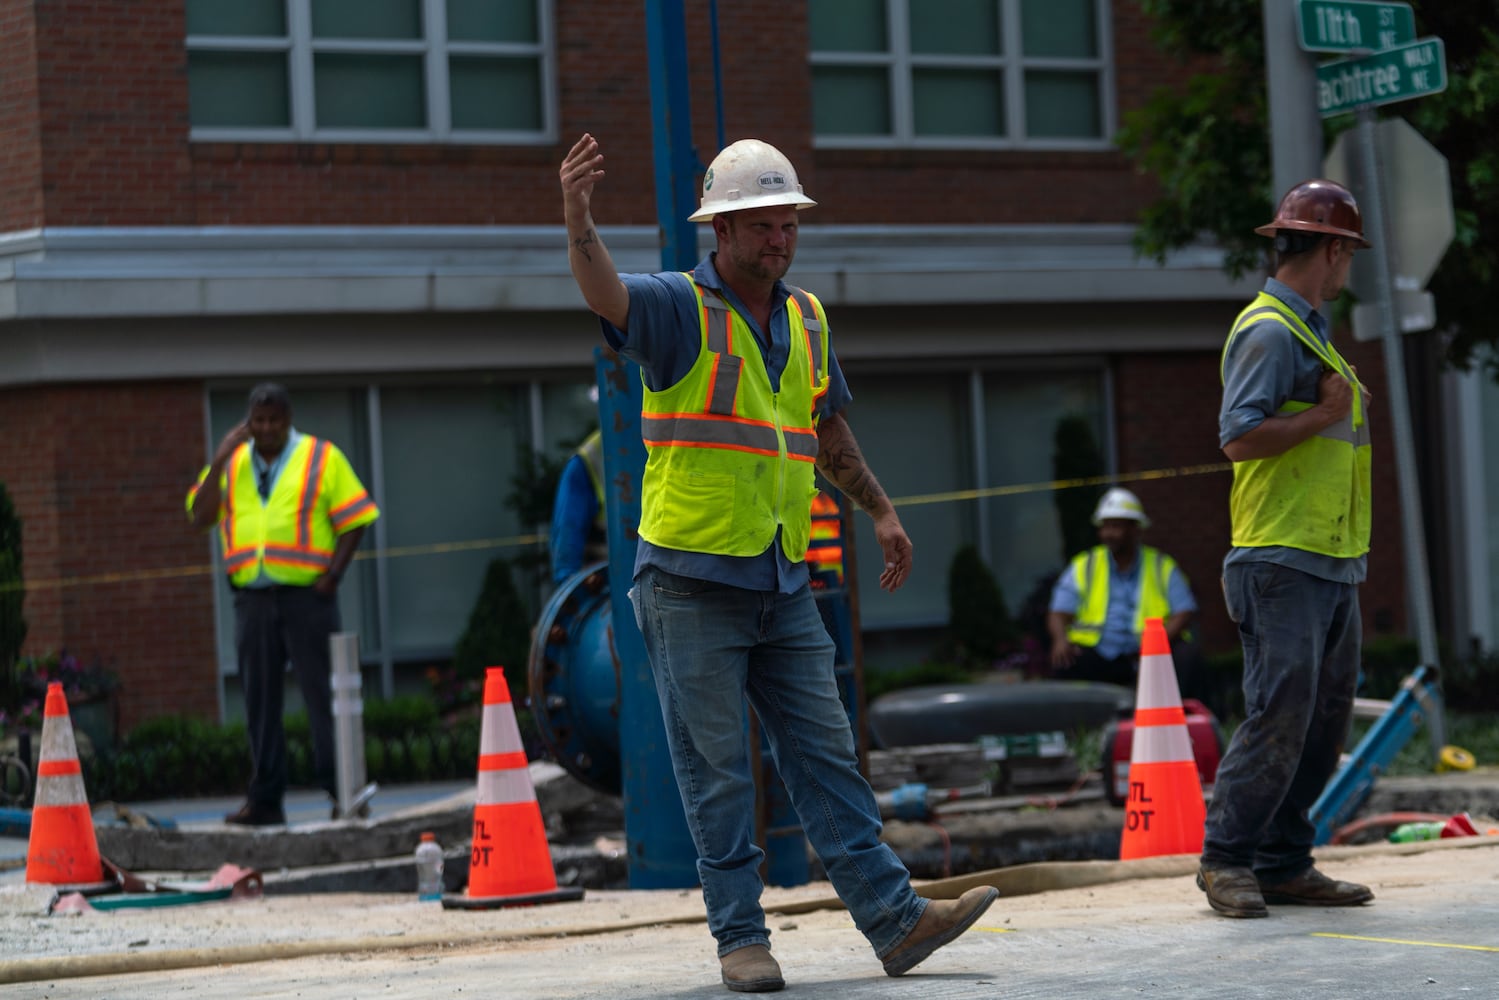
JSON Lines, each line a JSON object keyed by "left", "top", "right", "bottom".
{"left": 1303, "top": 9, "right": 1453, "bottom": 757}
{"left": 331, "top": 631, "right": 377, "bottom": 820}
{"left": 1348, "top": 109, "right": 1440, "bottom": 673}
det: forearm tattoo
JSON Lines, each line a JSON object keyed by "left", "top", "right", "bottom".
{"left": 570, "top": 228, "right": 597, "bottom": 263}
{"left": 818, "top": 420, "right": 889, "bottom": 515}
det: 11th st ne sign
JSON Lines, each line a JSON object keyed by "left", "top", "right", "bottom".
{"left": 1316, "top": 37, "right": 1447, "bottom": 116}
{"left": 1297, "top": 0, "right": 1415, "bottom": 52}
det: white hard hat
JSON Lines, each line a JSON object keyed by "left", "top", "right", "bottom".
{"left": 1092, "top": 487, "right": 1150, "bottom": 527}
{"left": 687, "top": 139, "right": 817, "bottom": 223}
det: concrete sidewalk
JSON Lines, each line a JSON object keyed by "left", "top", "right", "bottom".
{"left": 1, "top": 837, "right": 1495, "bottom": 998}
{"left": 0, "top": 780, "right": 475, "bottom": 873}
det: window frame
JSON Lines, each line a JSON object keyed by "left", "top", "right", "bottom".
{"left": 809, "top": 0, "right": 1116, "bottom": 151}
{"left": 186, "top": 0, "right": 558, "bottom": 146}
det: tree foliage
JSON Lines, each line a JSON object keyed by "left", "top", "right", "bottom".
{"left": 0, "top": 483, "right": 25, "bottom": 712}
{"left": 1117, "top": 1, "right": 1499, "bottom": 372}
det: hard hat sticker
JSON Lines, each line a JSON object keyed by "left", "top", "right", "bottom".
{"left": 703, "top": 167, "right": 715, "bottom": 192}
{"left": 757, "top": 171, "right": 787, "bottom": 192}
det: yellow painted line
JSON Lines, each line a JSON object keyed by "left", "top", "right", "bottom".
{"left": 972, "top": 925, "right": 1017, "bottom": 934}
{"left": 1312, "top": 932, "right": 1499, "bottom": 953}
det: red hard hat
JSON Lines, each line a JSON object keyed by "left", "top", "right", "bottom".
{"left": 1255, "top": 179, "right": 1372, "bottom": 248}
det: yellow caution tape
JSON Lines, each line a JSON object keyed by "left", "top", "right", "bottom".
{"left": 0, "top": 461, "right": 1235, "bottom": 595}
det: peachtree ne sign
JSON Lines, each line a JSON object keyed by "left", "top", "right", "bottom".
{"left": 1316, "top": 37, "right": 1447, "bottom": 116}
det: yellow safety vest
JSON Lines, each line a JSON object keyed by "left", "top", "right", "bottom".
{"left": 1066, "top": 545, "right": 1176, "bottom": 647}
{"left": 188, "top": 436, "right": 379, "bottom": 587}
{"left": 638, "top": 279, "right": 830, "bottom": 560}
{"left": 807, "top": 491, "right": 844, "bottom": 581}
{"left": 575, "top": 429, "right": 609, "bottom": 560}
{"left": 1221, "top": 292, "right": 1371, "bottom": 558}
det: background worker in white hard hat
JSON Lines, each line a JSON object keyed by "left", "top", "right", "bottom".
{"left": 1197, "top": 179, "right": 1375, "bottom": 920}
{"left": 560, "top": 133, "right": 996, "bottom": 993}
{"left": 1045, "top": 487, "right": 1198, "bottom": 689}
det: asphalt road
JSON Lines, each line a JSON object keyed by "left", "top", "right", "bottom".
{"left": 3, "top": 839, "right": 1494, "bottom": 999}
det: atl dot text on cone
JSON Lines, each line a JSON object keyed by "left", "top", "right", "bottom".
{"left": 442, "top": 666, "right": 584, "bottom": 909}
{"left": 1119, "top": 618, "right": 1206, "bottom": 860}
{"left": 26, "top": 681, "right": 106, "bottom": 886}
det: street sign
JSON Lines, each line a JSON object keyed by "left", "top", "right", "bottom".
{"left": 1324, "top": 117, "right": 1455, "bottom": 304}
{"left": 1315, "top": 37, "right": 1446, "bottom": 117}
{"left": 1297, "top": 0, "right": 1415, "bottom": 53}
{"left": 1351, "top": 291, "right": 1435, "bottom": 341}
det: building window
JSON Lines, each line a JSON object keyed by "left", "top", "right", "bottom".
{"left": 809, "top": 0, "right": 1112, "bottom": 149}
{"left": 839, "top": 363, "right": 1109, "bottom": 638}
{"left": 186, "top": 0, "right": 555, "bottom": 144}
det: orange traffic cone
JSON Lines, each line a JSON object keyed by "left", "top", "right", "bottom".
{"left": 26, "top": 682, "right": 107, "bottom": 887}
{"left": 1118, "top": 618, "right": 1206, "bottom": 860}
{"left": 442, "top": 667, "right": 584, "bottom": 909}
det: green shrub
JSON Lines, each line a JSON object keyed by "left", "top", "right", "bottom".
{"left": 0, "top": 482, "right": 26, "bottom": 726}
{"left": 451, "top": 558, "right": 532, "bottom": 703}
{"left": 945, "top": 545, "right": 1019, "bottom": 668}
{"left": 364, "top": 695, "right": 440, "bottom": 739}
{"left": 1052, "top": 416, "right": 1106, "bottom": 564}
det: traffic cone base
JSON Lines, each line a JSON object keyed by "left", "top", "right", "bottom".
{"left": 443, "top": 667, "right": 585, "bottom": 910}
{"left": 27, "top": 683, "right": 109, "bottom": 889}
{"left": 1119, "top": 619, "right": 1206, "bottom": 860}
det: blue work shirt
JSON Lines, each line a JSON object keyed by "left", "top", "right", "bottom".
{"left": 602, "top": 254, "right": 853, "bottom": 594}
{"left": 1048, "top": 548, "right": 1198, "bottom": 659}
{"left": 1219, "top": 278, "right": 1367, "bottom": 585}
{"left": 549, "top": 453, "right": 600, "bottom": 585}
{"left": 244, "top": 427, "right": 301, "bottom": 589}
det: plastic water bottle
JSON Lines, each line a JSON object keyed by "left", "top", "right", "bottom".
{"left": 1389, "top": 821, "right": 1444, "bottom": 843}
{"left": 414, "top": 832, "right": 444, "bottom": 901}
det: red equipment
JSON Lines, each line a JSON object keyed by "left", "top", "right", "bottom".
{"left": 1102, "top": 698, "right": 1224, "bottom": 807}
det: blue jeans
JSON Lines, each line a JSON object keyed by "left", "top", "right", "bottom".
{"left": 1202, "top": 562, "right": 1360, "bottom": 881}
{"left": 631, "top": 566, "right": 926, "bottom": 958}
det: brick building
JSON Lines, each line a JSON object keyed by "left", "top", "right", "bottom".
{"left": 1, "top": 1, "right": 1420, "bottom": 734}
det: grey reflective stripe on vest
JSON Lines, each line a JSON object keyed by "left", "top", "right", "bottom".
{"left": 641, "top": 413, "right": 819, "bottom": 459}
{"left": 699, "top": 285, "right": 742, "bottom": 416}
{"left": 787, "top": 286, "right": 822, "bottom": 385}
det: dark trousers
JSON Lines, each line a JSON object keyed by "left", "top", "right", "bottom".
{"left": 1056, "top": 646, "right": 1138, "bottom": 690}
{"left": 234, "top": 586, "right": 340, "bottom": 806}
{"left": 1056, "top": 640, "right": 1208, "bottom": 703}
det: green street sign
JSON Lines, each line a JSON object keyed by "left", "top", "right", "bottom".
{"left": 1297, "top": 0, "right": 1415, "bottom": 53}
{"left": 1316, "top": 37, "right": 1446, "bottom": 117}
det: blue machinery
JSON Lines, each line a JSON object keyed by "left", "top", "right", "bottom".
{"left": 1308, "top": 665, "right": 1446, "bottom": 845}
{"left": 527, "top": 0, "right": 864, "bottom": 889}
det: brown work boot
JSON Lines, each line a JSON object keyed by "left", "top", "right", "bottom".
{"left": 719, "top": 944, "right": 784, "bottom": 993}
{"left": 1258, "top": 867, "right": 1373, "bottom": 906}
{"left": 1197, "top": 865, "right": 1268, "bottom": 918}
{"left": 882, "top": 886, "right": 1000, "bottom": 977}
{"left": 223, "top": 801, "right": 286, "bottom": 827}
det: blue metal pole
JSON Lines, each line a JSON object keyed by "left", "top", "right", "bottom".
{"left": 646, "top": 0, "right": 701, "bottom": 273}
{"left": 606, "top": 0, "right": 701, "bottom": 890}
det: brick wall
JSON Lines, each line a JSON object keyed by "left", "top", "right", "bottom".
{"left": 17, "top": 0, "right": 1184, "bottom": 229}
{"left": 0, "top": 0, "right": 44, "bottom": 231}
{"left": 0, "top": 382, "right": 218, "bottom": 729}
{"left": 1114, "top": 333, "right": 1408, "bottom": 658}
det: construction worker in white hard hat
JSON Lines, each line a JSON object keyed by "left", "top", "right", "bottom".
{"left": 1045, "top": 487, "right": 1198, "bottom": 689}
{"left": 559, "top": 134, "right": 995, "bottom": 993}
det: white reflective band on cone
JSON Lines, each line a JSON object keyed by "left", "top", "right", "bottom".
{"left": 1135, "top": 654, "right": 1180, "bottom": 708}
{"left": 480, "top": 708, "right": 524, "bottom": 754}
{"left": 477, "top": 768, "right": 537, "bottom": 806}
{"left": 1130, "top": 724, "right": 1195, "bottom": 765}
